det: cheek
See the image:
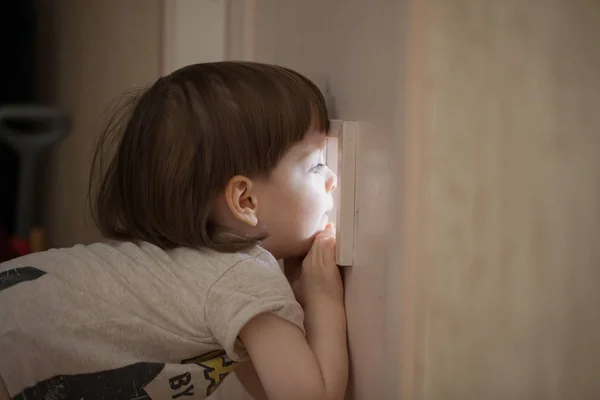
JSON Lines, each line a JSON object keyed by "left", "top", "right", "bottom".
{"left": 269, "top": 170, "right": 329, "bottom": 226}
{"left": 292, "top": 179, "right": 329, "bottom": 222}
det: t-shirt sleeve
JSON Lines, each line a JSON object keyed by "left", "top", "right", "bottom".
{"left": 204, "top": 251, "right": 305, "bottom": 362}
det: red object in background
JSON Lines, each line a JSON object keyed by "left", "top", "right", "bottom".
{"left": 11, "top": 236, "right": 30, "bottom": 257}
{"left": 0, "top": 224, "right": 19, "bottom": 262}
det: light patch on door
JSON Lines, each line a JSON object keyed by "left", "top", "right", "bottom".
{"left": 325, "top": 135, "right": 339, "bottom": 225}
{"left": 327, "top": 120, "right": 357, "bottom": 267}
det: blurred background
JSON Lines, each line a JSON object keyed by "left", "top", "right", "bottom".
{"left": 1, "top": 0, "right": 165, "bottom": 257}
{"left": 1, "top": 1, "right": 599, "bottom": 399}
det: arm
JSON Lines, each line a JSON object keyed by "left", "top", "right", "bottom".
{"left": 303, "top": 295, "right": 348, "bottom": 398}
{"left": 239, "top": 301, "right": 347, "bottom": 400}
{"left": 239, "top": 225, "right": 348, "bottom": 400}
{"left": 237, "top": 254, "right": 348, "bottom": 400}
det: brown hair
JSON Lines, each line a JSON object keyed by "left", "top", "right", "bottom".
{"left": 89, "top": 61, "right": 329, "bottom": 252}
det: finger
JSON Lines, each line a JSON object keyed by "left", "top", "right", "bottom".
{"left": 319, "top": 236, "right": 336, "bottom": 267}
{"left": 307, "top": 234, "right": 334, "bottom": 269}
{"left": 304, "top": 226, "right": 336, "bottom": 271}
{"left": 317, "top": 224, "right": 336, "bottom": 240}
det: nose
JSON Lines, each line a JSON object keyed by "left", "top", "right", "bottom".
{"left": 326, "top": 170, "right": 337, "bottom": 193}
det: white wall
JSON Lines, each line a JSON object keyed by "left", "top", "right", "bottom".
{"left": 162, "top": 0, "right": 226, "bottom": 74}
{"left": 411, "top": 1, "right": 600, "bottom": 399}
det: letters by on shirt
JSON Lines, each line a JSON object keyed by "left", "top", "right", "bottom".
{"left": 140, "top": 349, "right": 239, "bottom": 398}
{"left": 169, "top": 372, "right": 195, "bottom": 398}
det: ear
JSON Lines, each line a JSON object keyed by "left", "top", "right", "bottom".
{"left": 224, "top": 175, "right": 259, "bottom": 227}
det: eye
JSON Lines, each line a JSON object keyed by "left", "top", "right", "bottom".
{"left": 309, "top": 163, "right": 326, "bottom": 173}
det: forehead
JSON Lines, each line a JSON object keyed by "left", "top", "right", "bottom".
{"left": 268, "top": 131, "right": 326, "bottom": 179}
{"left": 290, "top": 131, "right": 327, "bottom": 158}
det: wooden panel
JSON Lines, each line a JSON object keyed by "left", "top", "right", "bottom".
{"left": 408, "top": 1, "right": 600, "bottom": 398}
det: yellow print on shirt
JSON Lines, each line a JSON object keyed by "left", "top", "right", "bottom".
{"left": 182, "top": 350, "right": 238, "bottom": 395}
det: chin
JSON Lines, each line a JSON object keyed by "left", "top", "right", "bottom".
{"left": 282, "top": 235, "right": 318, "bottom": 260}
{"left": 294, "top": 223, "right": 328, "bottom": 255}
{"left": 264, "top": 218, "right": 330, "bottom": 259}
{"left": 287, "top": 240, "right": 313, "bottom": 259}
{"left": 261, "top": 237, "right": 308, "bottom": 260}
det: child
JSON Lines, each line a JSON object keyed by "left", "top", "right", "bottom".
{"left": 0, "top": 62, "right": 348, "bottom": 400}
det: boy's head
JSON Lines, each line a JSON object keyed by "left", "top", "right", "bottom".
{"left": 90, "top": 61, "right": 337, "bottom": 259}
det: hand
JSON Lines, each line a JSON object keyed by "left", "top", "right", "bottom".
{"left": 287, "top": 223, "right": 344, "bottom": 308}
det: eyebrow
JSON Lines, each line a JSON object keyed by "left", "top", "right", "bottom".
{"left": 298, "top": 139, "right": 326, "bottom": 160}
{"left": 317, "top": 138, "right": 327, "bottom": 150}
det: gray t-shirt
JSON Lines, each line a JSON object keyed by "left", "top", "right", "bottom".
{"left": 0, "top": 241, "right": 304, "bottom": 399}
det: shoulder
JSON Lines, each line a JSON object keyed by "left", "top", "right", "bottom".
{"left": 191, "top": 245, "right": 276, "bottom": 267}
{"left": 167, "top": 245, "right": 279, "bottom": 277}
{"left": 202, "top": 246, "right": 302, "bottom": 362}
{"left": 211, "top": 247, "right": 284, "bottom": 287}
